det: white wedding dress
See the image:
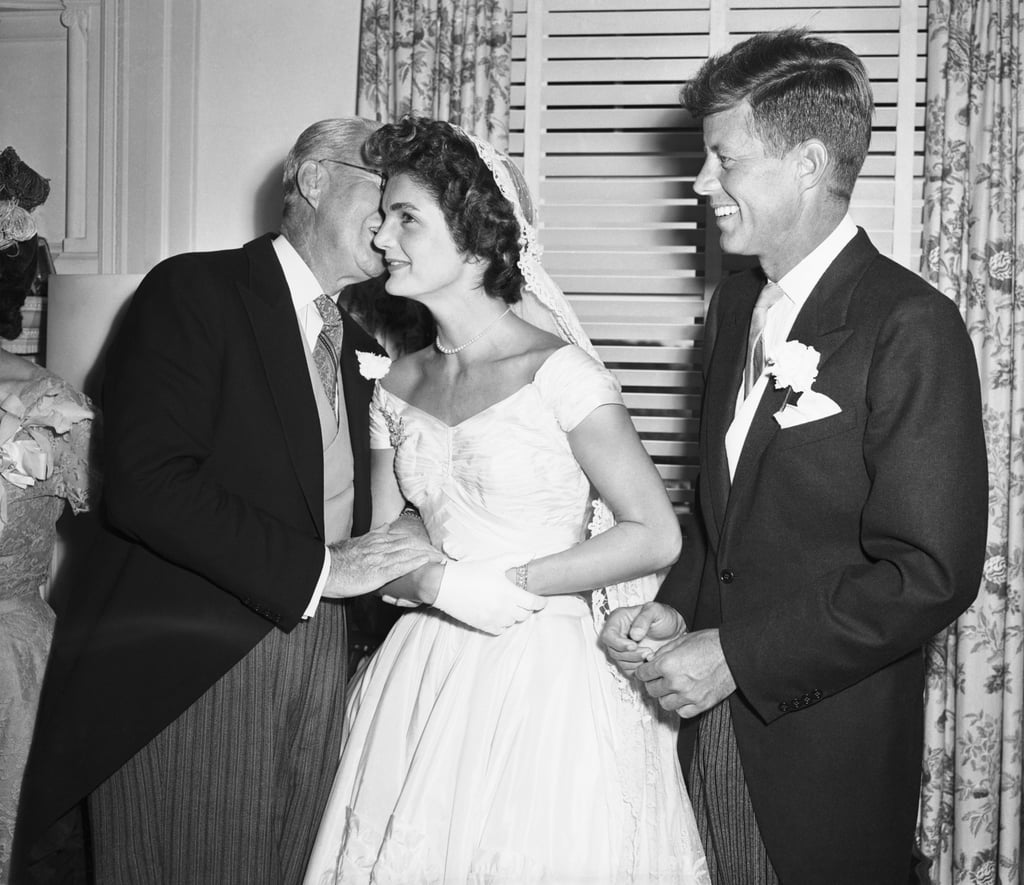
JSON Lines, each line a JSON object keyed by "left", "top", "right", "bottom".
{"left": 304, "top": 345, "right": 709, "bottom": 885}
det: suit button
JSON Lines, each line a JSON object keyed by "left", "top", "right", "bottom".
{"left": 812, "top": 689, "right": 823, "bottom": 701}
{"left": 778, "top": 701, "right": 790, "bottom": 713}
{"left": 720, "top": 569, "right": 735, "bottom": 584}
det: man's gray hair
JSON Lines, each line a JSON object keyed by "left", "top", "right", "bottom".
{"left": 281, "top": 117, "right": 382, "bottom": 217}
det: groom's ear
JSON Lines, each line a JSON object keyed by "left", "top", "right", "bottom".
{"left": 794, "top": 139, "right": 830, "bottom": 194}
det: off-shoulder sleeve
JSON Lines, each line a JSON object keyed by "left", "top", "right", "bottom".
{"left": 534, "top": 345, "right": 623, "bottom": 433}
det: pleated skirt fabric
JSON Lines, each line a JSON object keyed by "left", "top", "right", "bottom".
{"left": 304, "top": 596, "right": 710, "bottom": 885}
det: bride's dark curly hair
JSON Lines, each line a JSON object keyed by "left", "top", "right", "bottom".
{"left": 363, "top": 116, "right": 524, "bottom": 305}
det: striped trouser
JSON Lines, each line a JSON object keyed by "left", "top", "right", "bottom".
{"left": 690, "top": 700, "right": 781, "bottom": 885}
{"left": 89, "top": 602, "right": 348, "bottom": 885}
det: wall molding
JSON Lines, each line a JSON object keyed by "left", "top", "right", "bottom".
{"left": 0, "top": 0, "right": 62, "bottom": 10}
{"left": 0, "top": 7, "right": 64, "bottom": 40}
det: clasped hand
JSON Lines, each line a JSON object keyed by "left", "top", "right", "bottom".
{"left": 322, "top": 513, "right": 442, "bottom": 600}
{"left": 599, "top": 601, "right": 736, "bottom": 718}
{"left": 432, "top": 555, "right": 546, "bottom": 635}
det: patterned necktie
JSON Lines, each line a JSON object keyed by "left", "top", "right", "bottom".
{"left": 744, "top": 281, "right": 784, "bottom": 397}
{"left": 313, "top": 294, "right": 344, "bottom": 419}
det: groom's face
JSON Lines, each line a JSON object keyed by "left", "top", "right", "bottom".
{"left": 693, "top": 102, "right": 806, "bottom": 279}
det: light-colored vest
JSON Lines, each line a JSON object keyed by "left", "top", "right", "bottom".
{"left": 301, "top": 342, "right": 355, "bottom": 544}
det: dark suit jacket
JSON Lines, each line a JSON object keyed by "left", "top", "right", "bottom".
{"left": 661, "top": 229, "right": 987, "bottom": 884}
{"left": 19, "top": 234, "right": 386, "bottom": 841}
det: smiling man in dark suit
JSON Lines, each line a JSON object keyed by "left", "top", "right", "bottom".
{"left": 16, "top": 117, "right": 437, "bottom": 883}
{"left": 602, "top": 30, "right": 987, "bottom": 885}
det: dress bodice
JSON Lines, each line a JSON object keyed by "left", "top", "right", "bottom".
{"left": 370, "top": 345, "right": 623, "bottom": 563}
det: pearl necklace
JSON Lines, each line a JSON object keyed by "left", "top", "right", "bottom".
{"left": 435, "top": 306, "right": 512, "bottom": 355}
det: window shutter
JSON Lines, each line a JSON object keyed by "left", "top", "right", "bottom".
{"left": 510, "top": 0, "right": 927, "bottom": 513}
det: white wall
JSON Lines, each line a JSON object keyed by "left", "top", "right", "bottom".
{"left": 192, "top": 1, "right": 364, "bottom": 252}
{"left": 0, "top": 0, "right": 364, "bottom": 275}
{"left": 0, "top": 4, "right": 72, "bottom": 259}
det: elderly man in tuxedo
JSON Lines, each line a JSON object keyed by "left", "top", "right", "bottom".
{"left": 602, "top": 30, "right": 987, "bottom": 885}
{"left": 16, "top": 117, "right": 438, "bottom": 883}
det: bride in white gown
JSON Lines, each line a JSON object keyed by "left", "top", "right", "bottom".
{"left": 304, "top": 116, "right": 709, "bottom": 885}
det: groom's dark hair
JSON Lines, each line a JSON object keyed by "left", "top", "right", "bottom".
{"left": 681, "top": 28, "right": 874, "bottom": 201}
{"left": 364, "top": 115, "right": 524, "bottom": 305}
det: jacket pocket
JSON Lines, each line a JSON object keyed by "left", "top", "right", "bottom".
{"left": 771, "top": 404, "right": 859, "bottom": 451}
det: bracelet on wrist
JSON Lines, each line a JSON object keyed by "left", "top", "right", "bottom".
{"left": 399, "top": 504, "right": 421, "bottom": 521}
{"left": 514, "top": 562, "right": 529, "bottom": 591}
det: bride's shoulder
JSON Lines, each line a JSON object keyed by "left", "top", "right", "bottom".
{"left": 379, "top": 344, "right": 432, "bottom": 400}
{"left": 532, "top": 343, "right": 619, "bottom": 399}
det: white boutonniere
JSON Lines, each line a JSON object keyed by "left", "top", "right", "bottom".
{"left": 767, "top": 340, "right": 820, "bottom": 394}
{"left": 766, "top": 341, "right": 841, "bottom": 428}
{"left": 356, "top": 351, "right": 391, "bottom": 380}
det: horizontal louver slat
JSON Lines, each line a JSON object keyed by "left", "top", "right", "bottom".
{"left": 512, "top": 0, "right": 926, "bottom": 513}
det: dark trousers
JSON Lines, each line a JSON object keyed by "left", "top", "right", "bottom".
{"left": 690, "top": 700, "right": 780, "bottom": 885}
{"left": 690, "top": 702, "right": 934, "bottom": 885}
{"left": 88, "top": 603, "right": 347, "bottom": 885}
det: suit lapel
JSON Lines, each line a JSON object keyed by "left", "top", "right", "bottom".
{"left": 338, "top": 310, "right": 381, "bottom": 536}
{"left": 239, "top": 235, "right": 325, "bottom": 537}
{"left": 723, "top": 230, "right": 875, "bottom": 534}
{"left": 702, "top": 273, "right": 761, "bottom": 538}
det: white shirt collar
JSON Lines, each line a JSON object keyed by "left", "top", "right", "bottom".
{"left": 774, "top": 213, "right": 858, "bottom": 307}
{"left": 272, "top": 234, "right": 326, "bottom": 310}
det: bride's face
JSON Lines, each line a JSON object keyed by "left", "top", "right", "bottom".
{"left": 373, "top": 173, "right": 483, "bottom": 304}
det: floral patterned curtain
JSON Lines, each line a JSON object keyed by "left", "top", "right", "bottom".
{"left": 917, "top": 0, "right": 1023, "bottom": 882}
{"left": 357, "top": 0, "right": 513, "bottom": 148}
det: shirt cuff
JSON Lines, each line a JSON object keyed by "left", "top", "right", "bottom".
{"left": 302, "top": 548, "right": 331, "bottom": 619}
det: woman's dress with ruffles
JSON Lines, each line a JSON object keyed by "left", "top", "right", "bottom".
{"left": 0, "top": 372, "right": 95, "bottom": 883}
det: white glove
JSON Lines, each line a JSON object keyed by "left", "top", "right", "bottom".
{"left": 432, "top": 556, "right": 546, "bottom": 634}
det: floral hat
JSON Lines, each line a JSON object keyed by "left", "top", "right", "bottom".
{"left": 0, "top": 147, "right": 50, "bottom": 251}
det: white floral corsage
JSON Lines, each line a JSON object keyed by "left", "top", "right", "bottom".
{"left": 356, "top": 351, "right": 391, "bottom": 380}
{"left": 766, "top": 341, "right": 841, "bottom": 428}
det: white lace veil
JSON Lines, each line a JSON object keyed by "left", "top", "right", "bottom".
{"left": 462, "top": 131, "right": 663, "bottom": 634}
{"left": 460, "top": 134, "right": 689, "bottom": 879}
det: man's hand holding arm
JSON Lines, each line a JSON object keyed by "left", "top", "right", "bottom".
{"left": 321, "top": 524, "right": 440, "bottom": 600}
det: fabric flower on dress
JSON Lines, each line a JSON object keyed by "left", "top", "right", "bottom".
{"left": 356, "top": 351, "right": 392, "bottom": 380}
{"left": 0, "top": 385, "right": 94, "bottom": 526}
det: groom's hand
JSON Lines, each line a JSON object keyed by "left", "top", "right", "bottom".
{"left": 322, "top": 526, "right": 440, "bottom": 599}
{"left": 599, "top": 602, "right": 686, "bottom": 678}
{"left": 635, "top": 628, "right": 736, "bottom": 718}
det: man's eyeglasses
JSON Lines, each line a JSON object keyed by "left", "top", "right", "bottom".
{"left": 316, "top": 159, "right": 385, "bottom": 191}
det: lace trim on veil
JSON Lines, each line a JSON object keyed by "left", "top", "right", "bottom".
{"left": 459, "top": 135, "right": 700, "bottom": 882}
{"left": 463, "top": 131, "right": 662, "bottom": 642}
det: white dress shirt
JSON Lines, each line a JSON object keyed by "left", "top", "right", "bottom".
{"left": 725, "top": 215, "right": 858, "bottom": 480}
{"left": 272, "top": 234, "right": 336, "bottom": 617}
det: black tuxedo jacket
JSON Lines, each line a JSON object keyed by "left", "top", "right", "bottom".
{"left": 19, "top": 234, "right": 385, "bottom": 840}
{"left": 662, "top": 229, "right": 988, "bottom": 884}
